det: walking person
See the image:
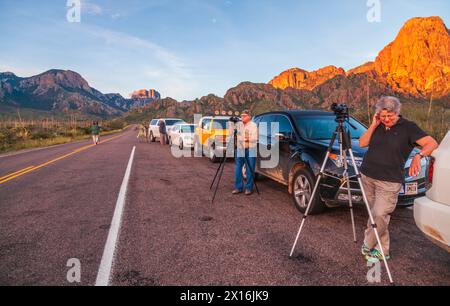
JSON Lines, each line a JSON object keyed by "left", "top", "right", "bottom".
{"left": 137, "top": 122, "right": 147, "bottom": 142}
{"left": 158, "top": 120, "right": 167, "bottom": 146}
{"left": 359, "top": 96, "right": 439, "bottom": 263}
{"left": 90, "top": 121, "right": 100, "bottom": 145}
{"left": 144, "top": 122, "right": 150, "bottom": 143}
{"left": 231, "top": 110, "right": 258, "bottom": 196}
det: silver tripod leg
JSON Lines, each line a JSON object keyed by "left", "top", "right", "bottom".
{"left": 347, "top": 148, "right": 394, "bottom": 284}
{"left": 289, "top": 151, "right": 331, "bottom": 257}
{"left": 342, "top": 149, "right": 357, "bottom": 243}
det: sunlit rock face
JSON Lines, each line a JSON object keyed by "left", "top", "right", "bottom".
{"left": 374, "top": 16, "right": 450, "bottom": 97}
{"left": 131, "top": 89, "right": 161, "bottom": 100}
{"left": 269, "top": 66, "right": 346, "bottom": 91}
{"left": 270, "top": 17, "right": 449, "bottom": 99}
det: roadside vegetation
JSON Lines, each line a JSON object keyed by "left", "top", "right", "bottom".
{"left": 0, "top": 117, "right": 127, "bottom": 153}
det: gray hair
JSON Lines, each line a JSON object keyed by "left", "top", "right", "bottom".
{"left": 375, "top": 96, "right": 402, "bottom": 114}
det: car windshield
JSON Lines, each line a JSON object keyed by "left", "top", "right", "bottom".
{"left": 294, "top": 116, "right": 367, "bottom": 140}
{"left": 212, "top": 119, "right": 229, "bottom": 129}
{"left": 181, "top": 125, "right": 195, "bottom": 133}
{"left": 165, "top": 119, "right": 184, "bottom": 126}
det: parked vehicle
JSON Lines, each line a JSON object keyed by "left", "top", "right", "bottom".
{"left": 168, "top": 124, "right": 196, "bottom": 149}
{"left": 148, "top": 118, "right": 185, "bottom": 142}
{"left": 193, "top": 116, "right": 231, "bottom": 163}
{"left": 253, "top": 110, "right": 430, "bottom": 214}
{"left": 414, "top": 131, "right": 450, "bottom": 253}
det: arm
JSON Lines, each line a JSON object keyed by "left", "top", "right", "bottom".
{"left": 409, "top": 136, "right": 439, "bottom": 177}
{"left": 359, "top": 113, "right": 381, "bottom": 148}
{"left": 249, "top": 123, "right": 258, "bottom": 147}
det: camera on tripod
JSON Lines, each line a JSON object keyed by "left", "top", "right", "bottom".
{"left": 229, "top": 116, "right": 240, "bottom": 123}
{"left": 331, "top": 103, "right": 349, "bottom": 122}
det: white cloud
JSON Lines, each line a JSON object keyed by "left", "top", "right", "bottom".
{"left": 81, "top": 0, "right": 103, "bottom": 16}
{"left": 74, "top": 24, "right": 199, "bottom": 100}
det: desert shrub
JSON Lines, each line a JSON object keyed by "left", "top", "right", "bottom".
{"left": 105, "top": 119, "right": 125, "bottom": 130}
{"left": 30, "top": 130, "right": 54, "bottom": 140}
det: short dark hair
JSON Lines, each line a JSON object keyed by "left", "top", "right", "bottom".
{"left": 241, "top": 109, "right": 251, "bottom": 116}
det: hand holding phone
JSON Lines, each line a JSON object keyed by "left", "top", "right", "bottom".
{"left": 372, "top": 112, "right": 381, "bottom": 128}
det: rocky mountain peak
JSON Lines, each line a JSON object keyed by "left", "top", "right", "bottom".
{"left": 374, "top": 16, "right": 449, "bottom": 97}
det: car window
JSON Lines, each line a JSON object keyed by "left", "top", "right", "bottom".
{"left": 257, "top": 115, "right": 272, "bottom": 144}
{"left": 165, "top": 119, "right": 183, "bottom": 126}
{"left": 150, "top": 119, "right": 158, "bottom": 125}
{"left": 181, "top": 125, "right": 195, "bottom": 133}
{"left": 202, "top": 119, "right": 211, "bottom": 130}
{"left": 211, "top": 119, "right": 228, "bottom": 130}
{"left": 294, "top": 116, "right": 366, "bottom": 140}
{"left": 271, "top": 114, "right": 294, "bottom": 135}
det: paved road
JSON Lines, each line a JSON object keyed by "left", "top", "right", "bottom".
{"left": 1, "top": 127, "right": 449, "bottom": 285}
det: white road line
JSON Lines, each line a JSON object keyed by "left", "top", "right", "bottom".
{"left": 95, "top": 146, "right": 136, "bottom": 286}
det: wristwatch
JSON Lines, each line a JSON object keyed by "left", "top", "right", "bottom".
{"left": 416, "top": 152, "right": 425, "bottom": 158}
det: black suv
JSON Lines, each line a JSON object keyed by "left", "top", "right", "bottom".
{"left": 253, "top": 110, "right": 429, "bottom": 215}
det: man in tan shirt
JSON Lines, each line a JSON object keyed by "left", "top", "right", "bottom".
{"left": 231, "top": 110, "right": 258, "bottom": 195}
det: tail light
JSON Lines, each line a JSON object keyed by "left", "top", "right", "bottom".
{"left": 427, "top": 158, "right": 435, "bottom": 189}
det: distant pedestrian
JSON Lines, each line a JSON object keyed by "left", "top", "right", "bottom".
{"left": 137, "top": 123, "right": 147, "bottom": 142}
{"left": 158, "top": 120, "right": 167, "bottom": 145}
{"left": 144, "top": 123, "right": 150, "bottom": 143}
{"left": 90, "top": 121, "right": 100, "bottom": 145}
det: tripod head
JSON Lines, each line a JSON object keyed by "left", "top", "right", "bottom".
{"left": 330, "top": 103, "right": 356, "bottom": 151}
{"left": 331, "top": 103, "right": 350, "bottom": 123}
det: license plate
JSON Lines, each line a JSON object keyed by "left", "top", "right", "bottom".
{"left": 402, "top": 182, "right": 418, "bottom": 195}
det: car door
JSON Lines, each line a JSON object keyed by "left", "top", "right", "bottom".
{"left": 255, "top": 114, "right": 273, "bottom": 177}
{"left": 154, "top": 120, "right": 161, "bottom": 138}
{"left": 172, "top": 125, "right": 180, "bottom": 145}
{"left": 201, "top": 118, "right": 212, "bottom": 147}
{"left": 267, "top": 114, "right": 296, "bottom": 184}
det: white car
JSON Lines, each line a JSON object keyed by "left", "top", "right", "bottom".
{"left": 148, "top": 118, "right": 185, "bottom": 142}
{"left": 168, "top": 124, "right": 195, "bottom": 149}
{"left": 414, "top": 131, "right": 450, "bottom": 252}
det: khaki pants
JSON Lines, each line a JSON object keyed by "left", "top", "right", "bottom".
{"left": 362, "top": 174, "right": 402, "bottom": 255}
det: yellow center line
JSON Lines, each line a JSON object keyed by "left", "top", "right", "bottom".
{"left": 0, "top": 166, "right": 36, "bottom": 181}
{"left": 0, "top": 133, "right": 127, "bottom": 186}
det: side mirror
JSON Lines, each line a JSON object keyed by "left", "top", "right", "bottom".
{"left": 274, "top": 132, "right": 294, "bottom": 142}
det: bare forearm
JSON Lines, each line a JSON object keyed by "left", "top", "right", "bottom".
{"left": 418, "top": 138, "right": 439, "bottom": 156}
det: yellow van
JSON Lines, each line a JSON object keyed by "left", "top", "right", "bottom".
{"left": 194, "top": 116, "right": 231, "bottom": 163}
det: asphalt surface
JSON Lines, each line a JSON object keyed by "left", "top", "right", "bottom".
{"left": 0, "top": 126, "right": 449, "bottom": 286}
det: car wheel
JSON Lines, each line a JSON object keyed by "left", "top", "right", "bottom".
{"left": 291, "top": 168, "right": 326, "bottom": 215}
{"left": 149, "top": 132, "right": 155, "bottom": 142}
{"left": 179, "top": 140, "right": 184, "bottom": 150}
{"left": 209, "top": 143, "right": 219, "bottom": 163}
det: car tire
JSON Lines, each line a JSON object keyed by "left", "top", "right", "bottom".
{"left": 291, "top": 168, "right": 326, "bottom": 215}
{"left": 149, "top": 132, "right": 156, "bottom": 142}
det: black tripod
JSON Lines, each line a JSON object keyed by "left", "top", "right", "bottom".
{"left": 289, "top": 117, "right": 395, "bottom": 284}
{"left": 210, "top": 122, "right": 260, "bottom": 204}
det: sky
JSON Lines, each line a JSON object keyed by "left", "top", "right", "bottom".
{"left": 0, "top": 0, "right": 449, "bottom": 101}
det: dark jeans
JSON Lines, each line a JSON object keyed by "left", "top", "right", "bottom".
{"left": 234, "top": 148, "right": 257, "bottom": 192}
